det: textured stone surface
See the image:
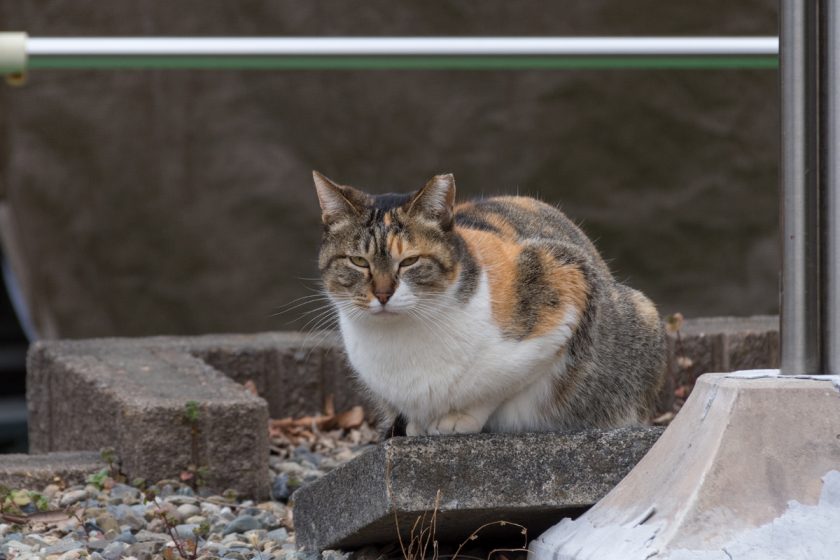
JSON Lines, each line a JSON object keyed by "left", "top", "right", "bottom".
{"left": 0, "top": 1, "right": 779, "bottom": 340}
{"left": 530, "top": 372, "right": 840, "bottom": 559}
{"left": 27, "top": 339, "right": 270, "bottom": 498}
{"left": 0, "top": 451, "right": 104, "bottom": 489}
{"left": 293, "top": 427, "right": 664, "bottom": 550}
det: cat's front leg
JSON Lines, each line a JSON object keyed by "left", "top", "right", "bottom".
{"left": 427, "top": 401, "right": 499, "bottom": 435}
{"left": 406, "top": 416, "right": 481, "bottom": 435}
{"left": 405, "top": 412, "right": 485, "bottom": 436}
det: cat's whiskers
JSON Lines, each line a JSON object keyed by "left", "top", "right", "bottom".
{"left": 407, "top": 304, "right": 465, "bottom": 350}
{"left": 269, "top": 297, "right": 333, "bottom": 319}
{"left": 404, "top": 308, "right": 463, "bottom": 361}
{"left": 299, "top": 310, "right": 339, "bottom": 337}
{"left": 298, "top": 299, "right": 362, "bottom": 357}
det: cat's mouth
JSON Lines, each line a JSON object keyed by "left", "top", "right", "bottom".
{"left": 368, "top": 305, "right": 403, "bottom": 317}
{"left": 368, "top": 305, "right": 403, "bottom": 319}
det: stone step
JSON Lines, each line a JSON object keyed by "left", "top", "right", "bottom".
{"left": 0, "top": 451, "right": 104, "bottom": 489}
{"left": 27, "top": 339, "right": 270, "bottom": 498}
{"left": 292, "top": 427, "right": 663, "bottom": 551}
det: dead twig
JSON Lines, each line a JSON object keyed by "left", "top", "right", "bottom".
{"left": 451, "top": 520, "right": 528, "bottom": 560}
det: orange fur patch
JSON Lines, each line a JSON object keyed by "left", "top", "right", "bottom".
{"left": 529, "top": 248, "right": 588, "bottom": 337}
{"left": 457, "top": 226, "right": 588, "bottom": 339}
{"left": 458, "top": 227, "right": 522, "bottom": 330}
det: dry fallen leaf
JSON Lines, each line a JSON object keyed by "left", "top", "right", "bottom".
{"left": 665, "top": 312, "right": 684, "bottom": 334}
{"left": 324, "top": 394, "right": 336, "bottom": 417}
{"left": 674, "top": 385, "right": 692, "bottom": 399}
{"left": 676, "top": 356, "right": 694, "bottom": 369}
{"left": 333, "top": 406, "right": 365, "bottom": 430}
{"left": 652, "top": 411, "right": 675, "bottom": 425}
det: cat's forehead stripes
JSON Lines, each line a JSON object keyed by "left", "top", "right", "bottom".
{"left": 362, "top": 208, "right": 410, "bottom": 263}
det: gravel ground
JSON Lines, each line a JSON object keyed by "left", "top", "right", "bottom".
{"left": 1, "top": 418, "right": 531, "bottom": 560}
{"left": 0, "top": 422, "right": 380, "bottom": 560}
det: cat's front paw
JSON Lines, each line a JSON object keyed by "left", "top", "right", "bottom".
{"left": 405, "top": 421, "right": 425, "bottom": 437}
{"left": 428, "top": 412, "right": 484, "bottom": 435}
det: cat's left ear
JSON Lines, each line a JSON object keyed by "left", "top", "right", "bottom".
{"left": 407, "top": 173, "right": 456, "bottom": 229}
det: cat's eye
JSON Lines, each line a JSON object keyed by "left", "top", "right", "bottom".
{"left": 400, "top": 256, "right": 420, "bottom": 268}
{"left": 348, "top": 256, "right": 369, "bottom": 268}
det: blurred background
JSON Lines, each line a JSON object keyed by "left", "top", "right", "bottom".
{"left": 0, "top": 0, "right": 778, "bottom": 450}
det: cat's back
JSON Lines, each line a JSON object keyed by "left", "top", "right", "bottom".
{"left": 454, "top": 196, "right": 609, "bottom": 273}
{"left": 453, "top": 196, "right": 614, "bottom": 342}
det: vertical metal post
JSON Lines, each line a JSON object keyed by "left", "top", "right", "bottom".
{"left": 822, "top": 0, "right": 840, "bottom": 373}
{"left": 781, "top": 0, "right": 821, "bottom": 374}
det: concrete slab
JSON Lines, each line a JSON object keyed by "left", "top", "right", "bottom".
{"left": 529, "top": 371, "right": 840, "bottom": 559}
{"left": 293, "top": 427, "right": 663, "bottom": 551}
{"left": 0, "top": 451, "right": 104, "bottom": 489}
{"left": 27, "top": 340, "right": 270, "bottom": 498}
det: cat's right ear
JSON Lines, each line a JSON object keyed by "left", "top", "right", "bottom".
{"left": 312, "top": 171, "right": 365, "bottom": 226}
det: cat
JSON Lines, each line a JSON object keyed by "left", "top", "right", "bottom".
{"left": 313, "top": 171, "right": 666, "bottom": 435}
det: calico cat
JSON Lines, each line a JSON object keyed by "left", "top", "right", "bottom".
{"left": 313, "top": 171, "right": 666, "bottom": 435}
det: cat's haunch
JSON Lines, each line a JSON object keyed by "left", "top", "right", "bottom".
{"left": 313, "top": 171, "right": 666, "bottom": 435}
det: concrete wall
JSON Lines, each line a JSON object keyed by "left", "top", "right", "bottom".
{"left": 0, "top": 1, "right": 779, "bottom": 338}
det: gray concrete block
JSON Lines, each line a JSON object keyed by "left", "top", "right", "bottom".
{"left": 27, "top": 339, "right": 270, "bottom": 498}
{"left": 0, "top": 452, "right": 104, "bottom": 490}
{"left": 724, "top": 325, "right": 780, "bottom": 371}
{"left": 293, "top": 427, "right": 663, "bottom": 551}
{"left": 663, "top": 316, "right": 779, "bottom": 406}
{"left": 180, "top": 331, "right": 359, "bottom": 418}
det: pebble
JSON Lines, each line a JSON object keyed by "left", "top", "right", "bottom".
{"left": 98, "top": 514, "right": 122, "bottom": 534}
{"left": 109, "top": 483, "right": 141, "bottom": 501}
{"left": 115, "top": 530, "right": 136, "bottom": 545}
{"left": 174, "top": 524, "right": 199, "bottom": 539}
{"left": 271, "top": 473, "right": 291, "bottom": 502}
{"left": 222, "top": 515, "right": 263, "bottom": 535}
{"left": 177, "top": 503, "right": 201, "bottom": 518}
{"left": 43, "top": 538, "right": 83, "bottom": 555}
{"left": 200, "top": 501, "right": 221, "bottom": 516}
{"left": 58, "top": 490, "right": 88, "bottom": 507}
{"left": 101, "top": 541, "right": 128, "bottom": 560}
{"left": 125, "top": 541, "right": 159, "bottom": 559}
{"left": 134, "top": 530, "right": 169, "bottom": 543}
{"left": 266, "top": 528, "right": 289, "bottom": 544}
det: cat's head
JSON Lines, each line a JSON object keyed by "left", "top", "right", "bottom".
{"left": 313, "top": 171, "right": 460, "bottom": 318}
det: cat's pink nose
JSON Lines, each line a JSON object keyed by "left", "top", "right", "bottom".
{"left": 375, "top": 291, "right": 393, "bottom": 305}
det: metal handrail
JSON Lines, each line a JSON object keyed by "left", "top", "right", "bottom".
{"left": 1, "top": 34, "right": 780, "bottom": 72}
{"left": 27, "top": 37, "right": 778, "bottom": 56}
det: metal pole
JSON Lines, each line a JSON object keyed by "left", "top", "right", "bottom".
{"left": 821, "top": 0, "right": 840, "bottom": 373}
{"left": 780, "top": 0, "right": 821, "bottom": 374}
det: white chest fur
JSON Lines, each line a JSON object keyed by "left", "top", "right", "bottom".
{"left": 336, "top": 272, "right": 578, "bottom": 432}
